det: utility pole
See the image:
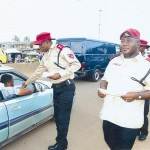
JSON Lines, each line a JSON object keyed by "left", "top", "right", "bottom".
{"left": 98, "top": 10, "right": 102, "bottom": 39}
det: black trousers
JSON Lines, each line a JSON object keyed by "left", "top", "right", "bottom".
{"left": 52, "top": 81, "right": 75, "bottom": 147}
{"left": 139, "top": 100, "right": 149, "bottom": 135}
{"left": 103, "top": 120, "right": 139, "bottom": 150}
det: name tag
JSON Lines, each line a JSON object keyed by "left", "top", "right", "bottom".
{"left": 112, "top": 63, "right": 121, "bottom": 66}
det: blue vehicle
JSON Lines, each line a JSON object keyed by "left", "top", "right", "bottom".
{"left": 0, "top": 65, "right": 54, "bottom": 148}
{"left": 57, "top": 38, "right": 120, "bottom": 82}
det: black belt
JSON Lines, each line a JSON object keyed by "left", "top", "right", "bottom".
{"left": 52, "top": 79, "right": 74, "bottom": 88}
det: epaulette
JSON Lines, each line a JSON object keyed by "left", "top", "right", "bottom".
{"left": 55, "top": 44, "right": 66, "bottom": 70}
{"left": 57, "top": 44, "right": 65, "bottom": 51}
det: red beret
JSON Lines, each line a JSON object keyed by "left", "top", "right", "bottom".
{"left": 140, "top": 39, "right": 148, "bottom": 46}
{"left": 140, "top": 39, "right": 150, "bottom": 48}
{"left": 120, "top": 28, "right": 140, "bottom": 40}
{"left": 32, "top": 32, "right": 56, "bottom": 45}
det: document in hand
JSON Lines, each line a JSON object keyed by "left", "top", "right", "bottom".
{"left": 98, "top": 88, "right": 126, "bottom": 97}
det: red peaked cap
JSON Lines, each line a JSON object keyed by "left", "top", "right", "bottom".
{"left": 32, "top": 32, "right": 56, "bottom": 45}
{"left": 120, "top": 28, "right": 140, "bottom": 40}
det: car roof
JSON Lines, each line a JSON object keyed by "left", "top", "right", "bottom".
{"left": 57, "top": 38, "right": 119, "bottom": 45}
{"left": 0, "top": 64, "right": 14, "bottom": 72}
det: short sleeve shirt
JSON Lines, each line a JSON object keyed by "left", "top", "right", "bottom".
{"left": 1, "top": 87, "right": 20, "bottom": 100}
{"left": 100, "top": 53, "right": 150, "bottom": 128}
{"left": 25, "top": 45, "right": 81, "bottom": 85}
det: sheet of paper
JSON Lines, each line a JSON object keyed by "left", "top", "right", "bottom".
{"left": 98, "top": 88, "right": 126, "bottom": 97}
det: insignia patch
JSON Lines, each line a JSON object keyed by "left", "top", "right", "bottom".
{"left": 67, "top": 54, "right": 74, "bottom": 59}
{"left": 124, "top": 32, "right": 130, "bottom": 37}
{"left": 57, "top": 44, "right": 65, "bottom": 51}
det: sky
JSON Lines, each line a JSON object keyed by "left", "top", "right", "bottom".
{"left": 0, "top": 0, "right": 150, "bottom": 44}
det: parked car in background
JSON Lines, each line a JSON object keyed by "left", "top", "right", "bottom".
{"left": 57, "top": 38, "right": 120, "bottom": 82}
{"left": 0, "top": 65, "right": 54, "bottom": 148}
{"left": 0, "top": 48, "right": 7, "bottom": 64}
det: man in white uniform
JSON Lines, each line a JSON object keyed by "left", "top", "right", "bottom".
{"left": 98, "top": 28, "right": 150, "bottom": 150}
{"left": 138, "top": 39, "right": 150, "bottom": 140}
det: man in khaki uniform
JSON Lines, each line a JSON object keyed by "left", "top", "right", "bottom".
{"left": 22, "top": 32, "right": 81, "bottom": 150}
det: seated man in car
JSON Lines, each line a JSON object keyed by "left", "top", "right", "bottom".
{"left": 1, "top": 74, "right": 35, "bottom": 100}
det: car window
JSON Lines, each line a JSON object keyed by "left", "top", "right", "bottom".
{"left": 0, "top": 73, "right": 23, "bottom": 86}
{"left": 58, "top": 41, "right": 70, "bottom": 47}
{"left": 71, "top": 41, "right": 84, "bottom": 54}
{"left": 0, "top": 72, "right": 34, "bottom": 101}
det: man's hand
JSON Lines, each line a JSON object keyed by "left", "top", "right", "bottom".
{"left": 121, "top": 92, "right": 138, "bottom": 102}
{"left": 22, "top": 82, "right": 27, "bottom": 89}
{"left": 47, "top": 73, "right": 61, "bottom": 80}
{"left": 18, "top": 88, "right": 35, "bottom": 96}
{"left": 98, "top": 89, "right": 106, "bottom": 98}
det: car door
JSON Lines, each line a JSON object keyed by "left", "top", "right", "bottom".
{"left": 1, "top": 72, "right": 53, "bottom": 139}
{"left": 0, "top": 103, "right": 9, "bottom": 146}
{"left": 4, "top": 87, "right": 53, "bottom": 139}
{"left": 32, "top": 82, "right": 54, "bottom": 124}
{"left": 4, "top": 94, "right": 37, "bottom": 138}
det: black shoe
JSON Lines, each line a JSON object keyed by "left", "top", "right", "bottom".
{"left": 138, "top": 134, "right": 147, "bottom": 141}
{"left": 48, "top": 143, "right": 58, "bottom": 150}
{"left": 48, "top": 143, "right": 67, "bottom": 150}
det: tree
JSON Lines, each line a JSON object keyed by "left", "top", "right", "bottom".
{"left": 24, "top": 36, "right": 30, "bottom": 42}
{"left": 12, "top": 35, "right": 20, "bottom": 42}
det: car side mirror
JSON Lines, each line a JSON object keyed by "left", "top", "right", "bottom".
{"left": 41, "top": 86, "right": 46, "bottom": 92}
{"left": 35, "top": 82, "right": 46, "bottom": 92}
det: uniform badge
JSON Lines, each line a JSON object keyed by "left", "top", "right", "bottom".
{"left": 113, "top": 63, "right": 121, "bottom": 66}
{"left": 57, "top": 44, "right": 65, "bottom": 51}
{"left": 124, "top": 32, "right": 130, "bottom": 38}
{"left": 67, "top": 54, "right": 74, "bottom": 59}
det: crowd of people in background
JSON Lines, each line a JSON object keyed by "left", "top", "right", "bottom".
{"left": 6, "top": 52, "right": 43, "bottom": 63}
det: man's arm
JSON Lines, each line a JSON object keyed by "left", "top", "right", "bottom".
{"left": 24, "top": 58, "right": 47, "bottom": 85}
{"left": 18, "top": 88, "right": 35, "bottom": 96}
{"left": 100, "top": 80, "right": 108, "bottom": 89}
{"left": 22, "top": 58, "right": 46, "bottom": 88}
{"left": 98, "top": 80, "right": 108, "bottom": 98}
{"left": 121, "top": 90, "right": 150, "bottom": 102}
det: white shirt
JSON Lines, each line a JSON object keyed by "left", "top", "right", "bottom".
{"left": 1, "top": 86, "right": 20, "bottom": 100}
{"left": 100, "top": 53, "right": 150, "bottom": 128}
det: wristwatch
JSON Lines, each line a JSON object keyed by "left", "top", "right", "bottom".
{"left": 138, "top": 92, "right": 142, "bottom": 100}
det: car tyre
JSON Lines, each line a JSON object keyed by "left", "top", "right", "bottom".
{"left": 91, "top": 69, "right": 101, "bottom": 82}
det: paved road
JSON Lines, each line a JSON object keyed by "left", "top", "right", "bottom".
{"left": 1, "top": 76, "right": 150, "bottom": 150}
